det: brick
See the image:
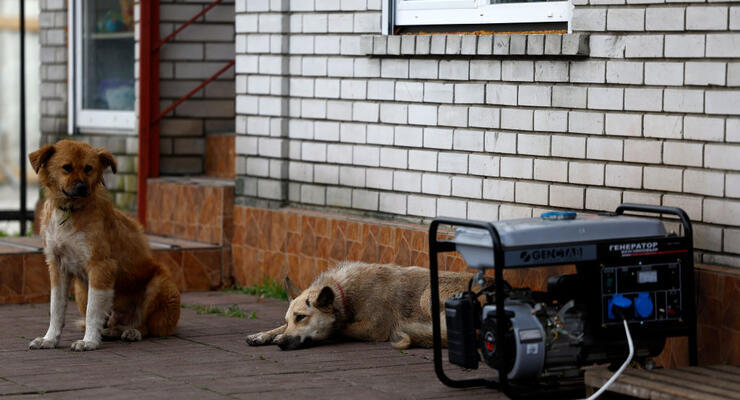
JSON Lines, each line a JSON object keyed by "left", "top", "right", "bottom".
{"left": 424, "top": 128, "right": 453, "bottom": 149}
{"left": 408, "top": 104, "right": 436, "bottom": 126}
{"left": 663, "top": 141, "right": 703, "bottom": 167}
{"left": 728, "top": 118, "right": 740, "bottom": 142}
{"left": 569, "top": 111, "right": 604, "bottom": 134}
{"left": 500, "top": 205, "right": 533, "bottom": 219}
{"left": 684, "top": 116, "right": 724, "bottom": 141}
{"left": 544, "top": 34, "right": 562, "bottom": 55}
{"left": 365, "top": 81, "right": 393, "bottom": 101}
{"left": 727, "top": 173, "right": 740, "bottom": 198}
{"left": 518, "top": 133, "right": 550, "bottom": 156}
{"left": 590, "top": 35, "right": 627, "bottom": 58}
{"left": 644, "top": 115, "right": 682, "bottom": 138}
{"left": 393, "top": 171, "right": 421, "bottom": 192}
{"left": 724, "top": 229, "right": 740, "bottom": 254}
{"left": 625, "top": 35, "right": 663, "bottom": 58}
{"left": 483, "top": 179, "right": 515, "bottom": 201}
{"left": 379, "top": 192, "right": 406, "bottom": 214}
{"left": 693, "top": 224, "right": 723, "bottom": 252}
{"left": 327, "top": 57, "right": 353, "bottom": 77}
{"left": 588, "top": 87, "right": 624, "bottom": 110}
{"left": 501, "top": 61, "right": 534, "bottom": 82}
{"left": 424, "top": 83, "right": 454, "bottom": 103}
{"left": 606, "top": 164, "right": 642, "bottom": 188}
{"left": 445, "top": 35, "right": 462, "bottom": 55}
{"left": 552, "top": 86, "right": 587, "bottom": 108}
{"left": 469, "top": 154, "right": 500, "bottom": 177}
{"left": 339, "top": 166, "right": 365, "bottom": 187}
{"left": 396, "top": 81, "right": 423, "bottom": 102}
{"left": 608, "top": 9, "right": 645, "bottom": 31}
{"left": 550, "top": 185, "right": 585, "bottom": 209}
{"left": 477, "top": 35, "right": 494, "bottom": 56}
{"left": 570, "top": 61, "right": 606, "bottom": 83}
{"left": 501, "top": 108, "right": 533, "bottom": 131}
{"left": 354, "top": 58, "right": 380, "bottom": 77}
{"left": 663, "top": 194, "right": 703, "bottom": 221}
{"left": 552, "top": 135, "right": 586, "bottom": 158}
{"left": 624, "top": 139, "right": 662, "bottom": 164}
{"left": 644, "top": 62, "right": 683, "bottom": 86}
{"left": 430, "top": 35, "right": 446, "bottom": 54}
{"left": 485, "top": 131, "right": 517, "bottom": 154}
{"left": 518, "top": 85, "right": 551, "bottom": 107}
{"left": 470, "top": 60, "right": 501, "bottom": 81}
{"left": 395, "top": 126, "right": 423, "bottom": 147}
{"left": 509, "top": 35, "right": 527, "bottom": 55}
{"left": 468, "top": 201, "right": 499, "bottom": 220}
{"left": 438, "top": 198, "right": 467, "bottom": 219}
{"left": 646, "top": 7, "right": 685, "bottom": 31}
{"left": 665, "top": 34, "right": 706, "bottom": 58}
{"left": 572, "top": 8, "right": 606, "bottom": 31}
{"left": 534, "top": 61, "right": 569, "bottom": 82}
{"left": 493, "top": 35, "right": 510, "bottom": 55}
{"left": 562, "top": 33, "right": 590, "bottom": 55}
{"left": 706, "top": 34, "right": 740, "bottom": 58}
{"left": 586, "top": 188, "right": 623, "bottom": 211}
{"left": 461, "top": 35, "right": 478, "bottom": 55}
{"left": 570, "top": 161, "right": 605, "bottom": 185}
{"left": 453, "top": 129, "right": 484, "bottom": 151}
{"left": 706, "top": 91, "right": 740, "bottom": 115}
{"left": 515, "top": 182, "right": 548, "bottom": 205}
{"left": 685, "top": 62, "right": 726, "bottom": 86}
{"left": 439, "top": 60, "right": 469, "bottom": 80}
{"left": 687, "top": 6, "right": 728, "bottom": 30}
{"left": 380, "top": 59, "right": 408, "bottom": 78}
{"left": 380, "top": 148, "right": 407, "bottom": 168}
{"left": 353, "top": 189, "right": 378, "bottom": 211}
{"left": 624, "top": 88, "right": 662, "bottom": 112}
{"left": 438, "top": 105, "right": 468, "bottom": 127}
{"left": 527, "top": 34, "right": 545, "bottom": 55}
{"left": 327, "top": 100, "right": 353, "bottom": 120}
{"left": 416, "top": 35, "right": 431, "bottom": 55}
{"left": 706, "top": 144, "right": 740, "bottom": 170}
{"left": 703, "top": 199, "right": 740, "bottom": 225}
{"left": 409, "top": 150, "right": 438, "bottom": 171}
{"left": 455, "top": 83, "right": 485, "bottom": 104}
{"left": 452, "top": 177, "right": 482, "bottom": 199}
{"left": 643, "top": 166, "right": 682, "bottom": 191}
{"left": 486, "top": 84, "right": 518, "bottom": 106}
{"left": 534, "top": 159, "right": 568, "bottom": 182}
{"left": 469, "top": 106, "right": 500, "bottom": 129}
{"left": 606, "top": 61, "right": 643, "bottom": 84}
{"left": 605, "top": 113, "right": 642, "bottom": 136}
{"left": 534, "top": 110, "right": 568, "bottom": 133}
{"left": 588, "top": 137, "right": 623, "bottom": 161}
{"left": 438, "top": 153, "right": 468, "bottom": 174}
{"left": 664, "top": 89, "right": 704, "bottom": 113}
{"left": 407, "top": 195, "right": 436, "bottom": 217}
{"left": 409, "top": 59, "right": 438, "bottom": 80}
{"left": 499, "top": 157, "right": 532, "bottom": 179}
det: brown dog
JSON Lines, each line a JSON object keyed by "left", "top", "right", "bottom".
{"left": 246, "top": 261, "right": 481, "bottom": 350}
{"left": 28, "top": 140, "right": 180, "bottom": 351}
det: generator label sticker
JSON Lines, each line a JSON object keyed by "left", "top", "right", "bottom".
{"left": 505, "top": 245, "right": 596, "bottom": 267}
{"left": 608, "top": 241, "right": 659, "bottom": 256}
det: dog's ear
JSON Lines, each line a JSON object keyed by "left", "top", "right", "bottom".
{"left": 28, "top": 145, "right": 55, "bottom": 174}
{"left": 314, "top": 286, "right": 335, "bottom": 310}
{"left": 284, "top": 276, "right": 302, "bottom": 301}
{"left": 97, "top": 148, "right": 117, "bottom": 174}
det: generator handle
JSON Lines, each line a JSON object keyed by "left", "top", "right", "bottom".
{"left": 615, "top": 203, "right": 692, "bottom": 241}
{"left": 428, "top": 217, "right": 507, "bottom": 391}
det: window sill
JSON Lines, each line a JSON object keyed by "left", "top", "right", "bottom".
{"left": 359, "top": 33, "right": 589, "bottom": 58}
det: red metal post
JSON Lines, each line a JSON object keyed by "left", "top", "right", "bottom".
{"left": 137, "top": 0, "right": 160, "bottom": 225}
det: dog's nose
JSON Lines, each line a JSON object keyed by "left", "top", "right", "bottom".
{"left": 72, "top": 181, "right": 89, "bottom": 197}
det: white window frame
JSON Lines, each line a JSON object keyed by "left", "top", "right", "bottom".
{"left": 384, "top": 0, "right": 572, "bottom": 35}
{"left": 67, "top": 0, "right": 136, "bottom": 134}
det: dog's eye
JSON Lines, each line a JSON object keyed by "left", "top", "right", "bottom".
{"left": 295, "top": 314, "right": 307, "bottom": 323}
{"left": 62, "top": 164, "right": 73, "bottom": 173}
{"left": 84, "top": 165, "right": 92, "bottom": 174}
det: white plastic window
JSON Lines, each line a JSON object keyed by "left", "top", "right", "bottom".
{"left": 68, "top": 0, "right": 135, "bottom": 133}
{"left": 386, "top": 0, "right": 572, "bottom": 34}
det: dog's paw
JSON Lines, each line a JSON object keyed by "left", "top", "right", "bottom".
{"left": 70, "top": 340, "right": 99, "bottom": 352}
{"left": 29, "top": 337, "right": 57, "bottom": 349}
{"left": 121, "top": 329, "right": 142, "bottom": 342}
{"left": 246, "top": 333, "right": 272, "bottom": 346}
{"left": 101, "top": 328, "right": 121, "bottom": 340}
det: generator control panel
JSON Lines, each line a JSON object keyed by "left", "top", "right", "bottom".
{"left": 602, "top": 262, "right": 682, "bottom": 325}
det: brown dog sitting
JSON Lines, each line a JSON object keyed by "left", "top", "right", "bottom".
{"left": 28, "top": 140, "right": 180, "bottom": 351}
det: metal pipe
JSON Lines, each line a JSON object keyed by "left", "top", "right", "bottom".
{"left": 19, "top": 0, "right": 27, "bottom": 236}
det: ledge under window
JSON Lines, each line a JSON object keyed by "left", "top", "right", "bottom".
{"left": 360, "top": 33, "right": 589, "bottom": 58}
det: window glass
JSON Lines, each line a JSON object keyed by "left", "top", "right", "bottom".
{"left": 81, "top": 0, "right": 134, "bottom": 111}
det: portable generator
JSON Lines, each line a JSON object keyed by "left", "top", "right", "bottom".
{"left": 428, "top": 203, "right": 697, "bottom": 399}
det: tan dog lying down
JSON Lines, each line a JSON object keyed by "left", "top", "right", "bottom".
{"left": 28, "top": 140, "right": 180, "bottom": 351}
{"left": 246, "top": 261, "right": 480, "bottom": 350}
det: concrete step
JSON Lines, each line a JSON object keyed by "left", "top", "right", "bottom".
{"left": 0, "top": 234, "right": 226, "bottom": 304}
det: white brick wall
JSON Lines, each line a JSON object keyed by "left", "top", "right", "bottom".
{"left": 231, "top": 2, "right": 740, "bottom": 268}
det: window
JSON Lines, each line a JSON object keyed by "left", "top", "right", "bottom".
{"left": 68, "top": 0, "right": 135, "bottom": 133}
{"left": 384, "top": 0, "right": 572, "bottom": 34}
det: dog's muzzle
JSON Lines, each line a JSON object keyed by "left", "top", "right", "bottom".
{"left": 65, "top": 181, "right": 90, "bottom": 198}
{"left": 277, "top": 336, "right": 313, "bottom": 351}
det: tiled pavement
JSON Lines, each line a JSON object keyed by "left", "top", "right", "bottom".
{"left": 0, "top": 292, "right": 505, "bottom": 399}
